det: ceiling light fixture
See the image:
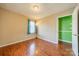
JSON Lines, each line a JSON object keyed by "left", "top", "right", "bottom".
{"left": 34, "top": 16, "right": 40, "bottom": 20}
{"left": 33, "top": 5, "right": 39, "bottom": 11}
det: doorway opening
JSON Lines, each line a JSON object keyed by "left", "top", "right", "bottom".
{"left": 58, "top": 15, "right": 73, "bottom": 55}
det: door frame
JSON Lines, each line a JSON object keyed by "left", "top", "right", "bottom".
{"left": 57, "top": 14, "right": 72, "bottom": 43}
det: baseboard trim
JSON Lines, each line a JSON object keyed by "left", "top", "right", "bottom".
{"left": 72, "top": 50, "right": 76, "bottom": 56}
{"left": 59, "top": 39, "right": 72, "bottom": 43}
{"left": 37, "top": 35, "right": 58, "bottom": 44}
{"left": 72, "top": 49, "right": 78, "bottom": 56}
{"left": 0, "top": 35, "right": 36, "bottom": 48}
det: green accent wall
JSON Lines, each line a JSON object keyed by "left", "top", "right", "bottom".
{"left": 58, "top": 15, "right": 72, "bottom": 43}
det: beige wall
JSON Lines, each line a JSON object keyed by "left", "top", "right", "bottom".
{"left": 0, "top": 8, "right": 31, "bottom": 46}
{"left": 37, "top": 9, "right": 74, "bottom": 44}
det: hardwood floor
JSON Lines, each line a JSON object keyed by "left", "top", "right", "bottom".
{"left": 0, "top": 38, "right": 73, "bottom": 56}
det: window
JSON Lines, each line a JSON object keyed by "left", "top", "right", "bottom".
{"left": 28, "top": 19, "right": 36, "bottom": 34}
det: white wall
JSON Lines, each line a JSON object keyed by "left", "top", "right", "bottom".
{"left": 37, "top": 15, "right": 58, "bottom": 44}
{"left": 0, "top": 8, "right": 36, "bottom": 47}
{"left": 37, "top": 9, "right": 74, "bottom": 44}
{"left": 72, "top": 6, "right": 78, "bottom": 56}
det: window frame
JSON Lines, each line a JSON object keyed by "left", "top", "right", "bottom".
{"left": 28, "top": 19, "right": 36, "bottom": 34}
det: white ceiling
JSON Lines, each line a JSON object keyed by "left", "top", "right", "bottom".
{"left": 0, "top": 3, "right": 77, "bottom": 20}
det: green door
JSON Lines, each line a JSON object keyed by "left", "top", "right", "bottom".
{"left": 58, "top": 15, "right": 72, "bottom": 43}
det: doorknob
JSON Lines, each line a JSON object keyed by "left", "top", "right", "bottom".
{"left": 72, "top": 34, "right": 79, "bottom": 36}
